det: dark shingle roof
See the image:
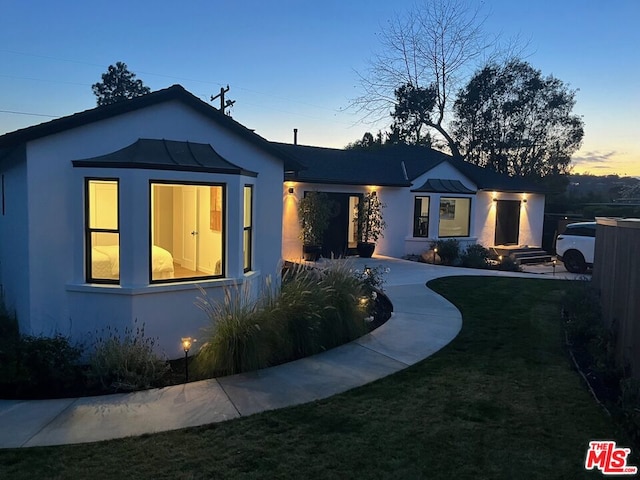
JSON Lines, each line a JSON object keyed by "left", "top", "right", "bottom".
{"left": 0, "top": 85, "right": 303, "bottom": 173}
{"left": 72, "top": 138, "right": 257, "bottom": 176}
{"left": 274, "top": 143, "right": 412, "bottom": 187}
{"left": 411, "top": 179, "right": 476, "bottom": 194}
{"left": 278, "top": 143, "right": 544, "bottom": 193}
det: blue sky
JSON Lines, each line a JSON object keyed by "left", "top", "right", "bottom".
{"left": 1, "top": 0, "right": 638, "bottom": 175}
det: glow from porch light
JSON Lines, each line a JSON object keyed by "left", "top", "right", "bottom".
{"left": 367, "top": 185, "right": 378, "bottom": 193}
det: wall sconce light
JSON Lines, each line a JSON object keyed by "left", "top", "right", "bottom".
{"left": 522, "top": 198, "right": 528, "bottom": 203}
{"left": 492, "top": 197, "right": 498, "bottom": 202}
{"left": 181, "top": 337, "right": 194, "bottom": 383}
{"left": 288, "top": 187, "right": 294, "bottom": 194}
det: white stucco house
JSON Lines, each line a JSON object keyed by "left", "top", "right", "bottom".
{"left": 277, "top": 143, "right": 546, "bottom": 261}
{"left": 0, "top": 85, "right": 301, "bottom": 356}
{"left": 0, "top": 85, "right": 546, "bottom": 356}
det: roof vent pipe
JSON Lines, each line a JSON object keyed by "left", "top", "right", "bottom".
{"left": 293, "top": 128, "right": 298, "bottom": 145}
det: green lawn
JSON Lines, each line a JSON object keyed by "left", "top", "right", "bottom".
{"left": 0, "top": 277, "right": 628, "bottom": 479}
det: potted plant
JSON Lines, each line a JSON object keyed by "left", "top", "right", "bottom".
{"left": 298, "top": 191, "right": 332, "bottom": 261}
{"left": 354, "top": 192, "right": 386, "bottom": 258}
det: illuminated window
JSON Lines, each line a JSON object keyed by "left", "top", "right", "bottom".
{"left": 86, "top": 179, "right": 119, "bottom": 283}
{"left": 150, "top": 183, "right": 224, "bottom": 282}
{"left": 438, "top": 197, "right": 470, "bottom": 237}
{"left": 413, "top": 196, "right": 430, "bottom": 237}
{"left": 243, "top": 185, "right": 253, "bottom": 272}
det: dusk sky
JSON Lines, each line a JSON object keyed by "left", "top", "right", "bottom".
{"left": 1, "top": 0, "right": 638, "bottom": 176}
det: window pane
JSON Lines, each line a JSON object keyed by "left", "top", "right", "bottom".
{"left": 243, "top": 229, "right": 251, "bottom": 271}
{"left": 413, "top": 196, "right": 429, "bottom": 237}
{"left": 439, "top": 198, "right": 470, "bottom": 237}
{"left": 243, "top": 186, "right": 252, "bottom": 272}
{"left": 90, "top": 232, "right": 120, "bottom": 281}
{"left": 151, "top": 183, "right": 224, "bottom": 281}
{"left": 89, "top": 180, "right": 118, "bottom": 229}
{"left": 243, "top": 186, "right": 252, "bottom": 228}
{"left": 348, "top": 196, "right": 359, "bottom": 246}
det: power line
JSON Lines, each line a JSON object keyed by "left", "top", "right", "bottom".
{"left": 0, "top": 109, "right": 59, "bottom": 118}
{"left": 0, "top": 49, "right": 347, "bottom": 115}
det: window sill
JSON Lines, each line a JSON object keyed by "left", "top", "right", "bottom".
{"left": 66, "top": 273, "right": 261, "bottom": 296}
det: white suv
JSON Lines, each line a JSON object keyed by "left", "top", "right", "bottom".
{"left": 555, "top": 221, "right": 595, "bottom": 273}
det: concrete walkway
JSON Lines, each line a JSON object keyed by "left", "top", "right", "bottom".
{"left": 0, "top": 256, "right": 586, "bottom": 448}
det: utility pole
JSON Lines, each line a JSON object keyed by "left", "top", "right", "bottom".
{"left": 210, "top": 85, "right": 235, "bottom": 116}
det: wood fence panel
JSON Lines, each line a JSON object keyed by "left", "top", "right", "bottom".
{"left": 593, "top": 218, "right": 640, "bottom": 378}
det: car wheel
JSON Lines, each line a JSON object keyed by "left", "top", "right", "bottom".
{"left": 563, "top": 250, "right": 586, "bottom": 274}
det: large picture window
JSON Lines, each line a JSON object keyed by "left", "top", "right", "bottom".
{"left": 438, "top": 197, "right": 471, "bottom": 237}
{"left": 150, "top": 182, "right": 225, "bottom": 282}
{"left": 413, "top": 196, "right": 430, "bottom": 237}
{"left": 86, "top": 179, "right": 119, "bottom": 283}
{"left": 243, "top": 185, "right": 253, "bottom": 272}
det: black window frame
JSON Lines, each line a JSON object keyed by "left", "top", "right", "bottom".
{"left": 85, "top": 177, "right": 120, "bottom": 285}
{"left": 149, "top": 180, "right": 226, "bottom": 284}
{"left": 413, "top": 196, "right": 430, "bottom": 237}
{"left": 243, "top": 184, "right": 253, "bottom": 273}
{"left": 438, "top": 196, "right": 472, "bottom": 238}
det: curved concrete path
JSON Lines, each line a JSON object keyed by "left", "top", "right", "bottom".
{"left": 0, "top": 256, "right": 583, "bottom": 448}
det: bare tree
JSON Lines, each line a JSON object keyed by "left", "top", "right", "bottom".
{"left": 352, "top": 0, "right": 494, "bottom": 157}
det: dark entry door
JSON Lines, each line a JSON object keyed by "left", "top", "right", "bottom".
{"left": 495, "top": 200, "right": 521, "bottom": 245}
{"left": 321, "top": 193, "right": 359, "bottom": 258}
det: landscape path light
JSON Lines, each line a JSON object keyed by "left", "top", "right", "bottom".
{"left": 181, "top": 337, "right": 194, "bottom": 383}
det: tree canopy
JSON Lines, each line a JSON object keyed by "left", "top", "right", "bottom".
{"left": 92, "top": 62, "right": 151, "bottom": 106}
{"left": 452, "top": 59, "right": 584, "bottom": 177}
{"left": 352, "top": 0, "right": 492, "bottom": 157}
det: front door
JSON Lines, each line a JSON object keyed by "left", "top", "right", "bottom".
{"left": 495, "top": 200, "right": 521, "bottom": 245}
{"left": 321, "top": 193, "right": 360, "bottom": 258}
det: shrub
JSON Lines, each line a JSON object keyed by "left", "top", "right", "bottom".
{"left": 620, "top": 377, "right": 640, "bottom": 446}
{"left": 316, "top": 261, "right": 368, "bottom": 349}
{"left": 562, "top": 282, "right": 604, "bottom": 343}
{"left": 195, "top": 283, "right": 274, "bottom": 377}
{"left": 497, "top": 255, "right": 522, "bottom": 272}
{"left": 88, "top": 321, "right": 169, "bottom": 392}
{"left": 4, "top": 335, "right": 84, "bottom": 398}
{"left": 433, "top": 239, "right": 460, "bottom": 265}
{"left": 460, "top": 244, "right": 490, "bottom": 269}
{"left": 195, "top": 260, "right": 371, "bottom": 377}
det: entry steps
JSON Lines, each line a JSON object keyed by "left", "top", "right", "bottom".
{"left": 492, "top": 246, "right": 553, "bottom": 265}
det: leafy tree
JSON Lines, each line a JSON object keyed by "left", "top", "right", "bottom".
{"left": 352, "top": 0, "right": 496, "bottom": 157}
{"left": 345, "top": 131, "right": 385, "bottom": 150}
{"left": 92, "top": 62, "right": 151, "bottom": 106}
{"left": 620, "top": 181, "right": 640, "bottom": 200}
{"left": 453, "top": 59, "right": 584, "bottom": 178}
{"left": 389, "top": 83, "right": 435, "bottom": 147}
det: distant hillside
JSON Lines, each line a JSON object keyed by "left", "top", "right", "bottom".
{"left": 566, "top": 174, "right": 640, "bottom": 202}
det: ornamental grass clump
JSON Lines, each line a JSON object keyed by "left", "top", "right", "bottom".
{"left": 88, "top": 321, "right": 169, "bottom": 392}
{"left": 315, "top": 261, "right": 368, "bottom": 349}
{"left": 195, "top": 283, "right": 272, "bottom": 377}
{"left": 195, "top": 260, "right": 370, "bottom": 377}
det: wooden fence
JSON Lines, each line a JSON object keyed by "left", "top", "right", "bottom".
{"left": 592, "top": 217, "right": 640, "bottom": 378}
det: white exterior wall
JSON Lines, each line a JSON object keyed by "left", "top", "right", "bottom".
{"left": 0, "top": 148, "right": 30, "bottom": 331}
{"left": 282, "top": 182, "right": 409, "bottom": 260}
{"left": 475, "top": 190, "right": 545, "bottom": 248}
{"left": 19, "top": 101, "right": 282, "bottom": 357}
{"left": 404, "top": 161, "right": 478, "bottom": 255}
